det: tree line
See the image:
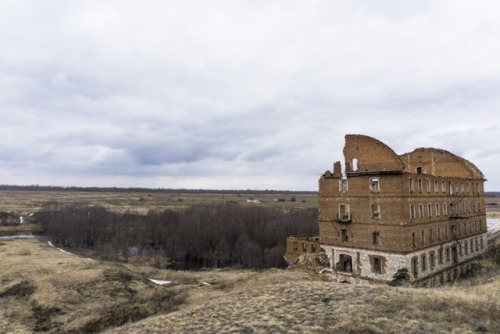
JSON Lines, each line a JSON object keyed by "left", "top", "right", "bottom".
{"left": 38, "top": 202, "right": 318, "bottom": 269}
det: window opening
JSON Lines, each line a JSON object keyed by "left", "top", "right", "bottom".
{"left": 339, "top": 178, "right": 348, "bottom": 192}
{"left": 372, "top": 257, "right": 382, "bottom": 274}
{"left": 339, "top": 204, "right": 351, "bottom": 222}
{"left": 351, "top": 158, "right": 358, "bottom": 172}
{"left": 452, "top": 246, "right": 458, "bottom": 264}
{"left": 341, "top": 228, "right": 349, "bottom": 242}
{"left": 373, "top": 232, "right": 380, "bottom": 245}
{"left": 370, "top": 177, "right": 380, "bottom": 192}
{"left": 430, "top": 252, "right": 435, "bottom": 268}
{"left": 371, "top": 204, "right": 380, "bottom": 219}
{"left": 416, "top": 166, "right": 425, "bottom": 174}
{"left": 339, "top": 254, "right": 353, "bottom": 273}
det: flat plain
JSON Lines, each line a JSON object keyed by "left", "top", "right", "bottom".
{"left": 0, "top": 189, "right": 317, "bottom": 216}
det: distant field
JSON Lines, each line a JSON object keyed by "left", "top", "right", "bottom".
{"left": 486, "top": 195, "right": 500, "bottom": 218}
{"left": 0, "top": 189, "right": 318, "bottom": 216}
{"left": 1, "top": 188, "right": 498, "bottom": 217}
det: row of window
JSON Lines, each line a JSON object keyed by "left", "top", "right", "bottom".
{"left": 339, "top": 177, "right": 380, "bottom": 192}
{"left": 338, "top": 176, "right": 482, "bottom": 196}
{"left": 411, "top": 221, "right": 483, "bottom": 247}
{"left": 338, "top": 203, "right": 380, "bottom": 221}
{"left": 339, "top": 222, "right": 483, "bottom": 249}
{"left": 409, "top": 201, "right": 482, "bottom": 220}
{"left": 409, "top": 176, "right": 482, "bottom": 195}
{"left": 292, "top": 241, "right": 317, "bottom": 254}
{"left": 337, "top": 252, "right": 384, "bottom": 274}
{"left": 412, "top": 237, "right": 484, "bottom": 278}
{"left": 340, "top": 228, "right": 380, "bottom": 245}
{"left": 336, "top": 200, "right": 482, "bottom": 222}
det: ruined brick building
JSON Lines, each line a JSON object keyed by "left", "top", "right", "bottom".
{"left": 302, "top": 134, "right": 487, "bottom": 286}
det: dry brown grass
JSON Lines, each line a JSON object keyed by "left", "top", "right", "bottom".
{"left": 1, "top": 238, "right": 499, "bottom": 333}
{"left": 0, "top": 190, "right": 317, "bottom": 216}
{"left": 1, "top": 192, "right": 499, "bottom": 333}
{"left": 105, "top": 267, "right": 500, "bottom": 334}
{"left": 0, "top": 239, "right": 202, "bottom": 333}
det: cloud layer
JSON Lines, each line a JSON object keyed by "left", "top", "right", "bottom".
{"left": 1, "top": 1, "right": 500, "bottom": 190}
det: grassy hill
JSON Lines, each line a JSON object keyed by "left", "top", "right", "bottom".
{"left": 1, "top": 236, "right": 499, "bottom": 333}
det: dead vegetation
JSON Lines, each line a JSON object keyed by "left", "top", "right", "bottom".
{"left": 106, "top": 268, "right": 500, "bottom": 334}
{"left": 0, "top": 192, "right": 499, "bottom": 333}
{"left": 1, "top": 236, "right": 499, "bottom": 333}
{"left": 0, "top": 239, "right": 201, "bottom": 333}
{"left": 0, "top": 189, "right": 317, "bottom": 216}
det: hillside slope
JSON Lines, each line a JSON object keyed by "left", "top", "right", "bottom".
{"left": 105, "top": 268, "right": 499, "bottom": 334}
{"left": 1, "top": 236, "right": 499, "bottom": 333}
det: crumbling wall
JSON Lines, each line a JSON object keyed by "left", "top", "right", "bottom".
{"left": 400, "top": 148, "right": 484, "bottom": 179}
{"left": 343, "top": 134, "right": 405, "bottom": 173}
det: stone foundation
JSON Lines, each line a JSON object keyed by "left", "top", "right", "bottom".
{"left": 321, "top": 232, "right": 487, "bottom": 286}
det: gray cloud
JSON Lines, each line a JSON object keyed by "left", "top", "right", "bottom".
{"left": 1, "top": 1, "right": 500, "bottom": 190}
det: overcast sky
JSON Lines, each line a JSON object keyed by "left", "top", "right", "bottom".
{"left": 1, "top": 1, "right": 500, "bottom": 191}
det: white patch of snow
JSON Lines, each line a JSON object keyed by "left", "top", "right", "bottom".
{"left": 57, "top": 248, "right": 73, "bottom": 255}
{"left": 200, "top": 281, "right": 211, "bottom": 286}
{"left": 0, "top": 234, "right": 35, "bottom": 240}
{"left": 487, "top": 219, "right": 500, "bottom": 232}
{"left": 20, "top": 216, "right": 24, "bottom": 224}
{"left": 47, "top": 241, "right": 73, "bottom": 255}
{"left": 149, "top": 279, "right": 172, "bottom": 285}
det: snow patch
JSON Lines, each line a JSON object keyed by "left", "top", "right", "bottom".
{"left": 487, "top": 219, "right": 500, "bottom": 232}
{"left": 0, "top": 234, "right": 35, "bottom": 240}
{"left": 47, "top": 241, "right": 74, "bottom": 255}
{"left": 149, "top": 279, "right": 172, "bottom": 285}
